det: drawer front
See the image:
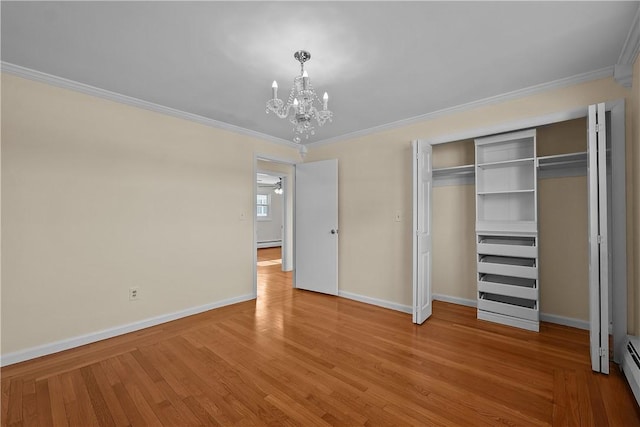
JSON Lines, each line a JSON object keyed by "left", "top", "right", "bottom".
{"left": 477, "top": 262, "right": 538, "bottom": 279}
{"left": 478, "top": 280, "right": 537, "bottom": 300}
{"left": 477, "top": 310, "right": 539, "bottom": 332}
{"left": 478, "top": 297, "right": 538, "bottom": 322}
{"left": 477, "top": 242, "right": 537, "bottom": 258}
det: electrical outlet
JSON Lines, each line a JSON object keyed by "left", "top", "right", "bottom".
{"left": 129, "top": 287, "right": 139, "bottom": 301}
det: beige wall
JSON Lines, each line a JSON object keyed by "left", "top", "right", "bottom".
{"left": 1, "top": 74, "right": 300, "bottom": 355}
{"left": 306, "top": 77, "right": 633, "bottom": 328}
{"left": 538, "top": 176, "right": 588, "bottom": 320}
{"left": 538, "top": 119, "right": 589, "bottom": 321}
{"left": 2, "top": 69, "right": 637, "bottom": 358}
{"left": 431, "top": 140, "right": 476, "bottom": 301}
{"left": 432, "top": 184, "right": 476, "bottom": 301}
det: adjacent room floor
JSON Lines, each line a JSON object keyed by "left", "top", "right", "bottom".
{"left": 2, "top": 248, "right": 639, "bottom": 426}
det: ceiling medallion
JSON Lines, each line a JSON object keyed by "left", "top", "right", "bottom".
{"left": 266, "top": 50, "right": 333, "bottom": 144}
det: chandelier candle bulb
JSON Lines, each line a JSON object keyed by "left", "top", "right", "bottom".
{"left": 272, "top": 81, "right": 278, "bottom": 99}
{"left": 302, "top": 70, "right": 309, "bottom": 90}
{"left": 323, "top": 92, "right": 328, "bottom": 110}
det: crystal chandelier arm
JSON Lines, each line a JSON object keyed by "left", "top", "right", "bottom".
{"left": 266, "top": 86, "right": 296, "bottom": 118}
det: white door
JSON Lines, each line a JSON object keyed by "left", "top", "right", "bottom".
{"left": 295, "top": 159, "right": 338, "bottom": 295}
{"left": 587, "top": 103, "right": 609, "bottom": 374}
{"left": 413, "top": 140, "right": 433, "bottom": 324}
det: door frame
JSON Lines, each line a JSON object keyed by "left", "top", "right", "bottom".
{"left": 417, "top": 100, "right": 627, "bottom": 363}
{"left": 253, "top": 154, "right": 298, "bottom": 298}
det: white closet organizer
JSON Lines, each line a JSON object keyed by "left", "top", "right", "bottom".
{"left": 475, "top": 129, "right": 539, "bottom": 331}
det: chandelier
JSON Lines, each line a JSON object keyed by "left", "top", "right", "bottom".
{"left": 266, "top": 50, "right": 333, "bottom": 143}
{"left": 274, "top": 178, "right": 283, "bottom": 195}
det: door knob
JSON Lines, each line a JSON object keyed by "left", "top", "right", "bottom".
{"left": 331, "top": 229, "right": 338, "bottom": 234}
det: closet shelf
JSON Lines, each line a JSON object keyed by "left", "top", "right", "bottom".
{"left": 433, "top": 164, "right": 475, "bottom": 187}
{"left": 477, "top": 189, "right": 535, "bottom": 195}
{"left": 537, "top": 151, "right": 587, "bottom": 170}
{"left": 433, "top": 152, "right": 587, "bottom": 185}
{"left": 433, "top": 164, "right": 475, "bottom": 176}
{"left": 477, "top": 158, "right": 535, "bottom": 169}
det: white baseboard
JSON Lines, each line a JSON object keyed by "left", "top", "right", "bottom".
{"left": 433, "top": 294, "right": 477, "bottom": 307}
{"left": 257, "top": 241, "right": 282, "bottom": 249}
{"left": 1, "top": 293, "right": 255, "bottom": 367}
{"left": 539, "top": 313, "right": 589, "bottom": 331}
{"left": 338, "top": 291, "right": 412, "bottom": 314}
{"left": 432, "top": 293, "right": 589, "bottom": 330}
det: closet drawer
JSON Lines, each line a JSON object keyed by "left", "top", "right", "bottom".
{"left": 478, "top": 292, "right": 538, "bottom": 322}
{"left": 478, "top": 274, "right": 537, "bottom": 300}
{"left": 477, "top": 235, "right": 537, "bottom": 258}
{"left": 477, "top": 255, "right": 537, "bottom": 279}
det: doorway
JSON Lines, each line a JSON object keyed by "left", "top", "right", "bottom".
{"left": 253, "top": 155, "right": 340, "bottom": 299}
{"left": 254, "top": 157, "right": 295, "bottom": 299}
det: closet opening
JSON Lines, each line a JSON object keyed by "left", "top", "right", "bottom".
{"left": 416, "top": 100, "right": 626, "bottom": 372}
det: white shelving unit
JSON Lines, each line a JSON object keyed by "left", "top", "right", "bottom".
{"left": 475, "top": 129, "right": 539, "bottom": 331}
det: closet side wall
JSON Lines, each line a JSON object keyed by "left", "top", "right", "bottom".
{"left": 537, "top": 119, "right": 589, "bottom": 322}
{"left": 432, "top": 141, "right": 477, "bottom": 301}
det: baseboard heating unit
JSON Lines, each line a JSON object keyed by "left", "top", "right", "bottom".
{"left": 622, "top": 335, "right": 640, "bottom": 407}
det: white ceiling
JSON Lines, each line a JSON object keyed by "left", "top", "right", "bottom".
{"left": 2, "top": 1, "right": 637, "bottom": 145}
{"left": 257, "top": 173, "right": 280, "bottom": 185}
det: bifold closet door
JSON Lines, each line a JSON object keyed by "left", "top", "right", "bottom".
{"left": 412, "top": 140, "right": 433, "bottom": 324}
{"left": 587, "top": 102, "right": 609, "bottom": 374}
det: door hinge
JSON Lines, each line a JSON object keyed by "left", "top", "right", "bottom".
{"left": 597, "top": 235, "right": 602, "bottom": 244}
{"left": 599, "top": 347, "right": 607, "bottom": 357}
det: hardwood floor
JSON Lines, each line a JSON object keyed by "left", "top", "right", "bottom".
{"left": 2, "top": 247, "right": 639, "bottom": 426}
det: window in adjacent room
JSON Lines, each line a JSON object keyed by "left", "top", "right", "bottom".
{"left": 257, "top": 194, "right": 271, "bottom": 220}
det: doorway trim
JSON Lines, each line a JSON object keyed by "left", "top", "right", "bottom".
{"left": 253, "top": 153, "right": 298, "bottom": 298}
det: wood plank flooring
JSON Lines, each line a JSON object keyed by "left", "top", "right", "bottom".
{"left": 2, "top": 247, "right": 639, "bottom": 426}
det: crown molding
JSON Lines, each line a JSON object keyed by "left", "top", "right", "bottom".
{"left": 2, "top": 61, "right": 618, "bottom": 151}
{"left": 618, "top": 5, "right": 640, "bottom": 66}
{"left": 1, "top": 62, "right": 299, "bottom": 149}
{"left": 614, "top": 64, "right": 633, "bottom": 88}
{"left": 615, "top": 5, "right": 640, "bottom": 88}
{"left": 307, "top": 66, "right": 615, "bottom": 148}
